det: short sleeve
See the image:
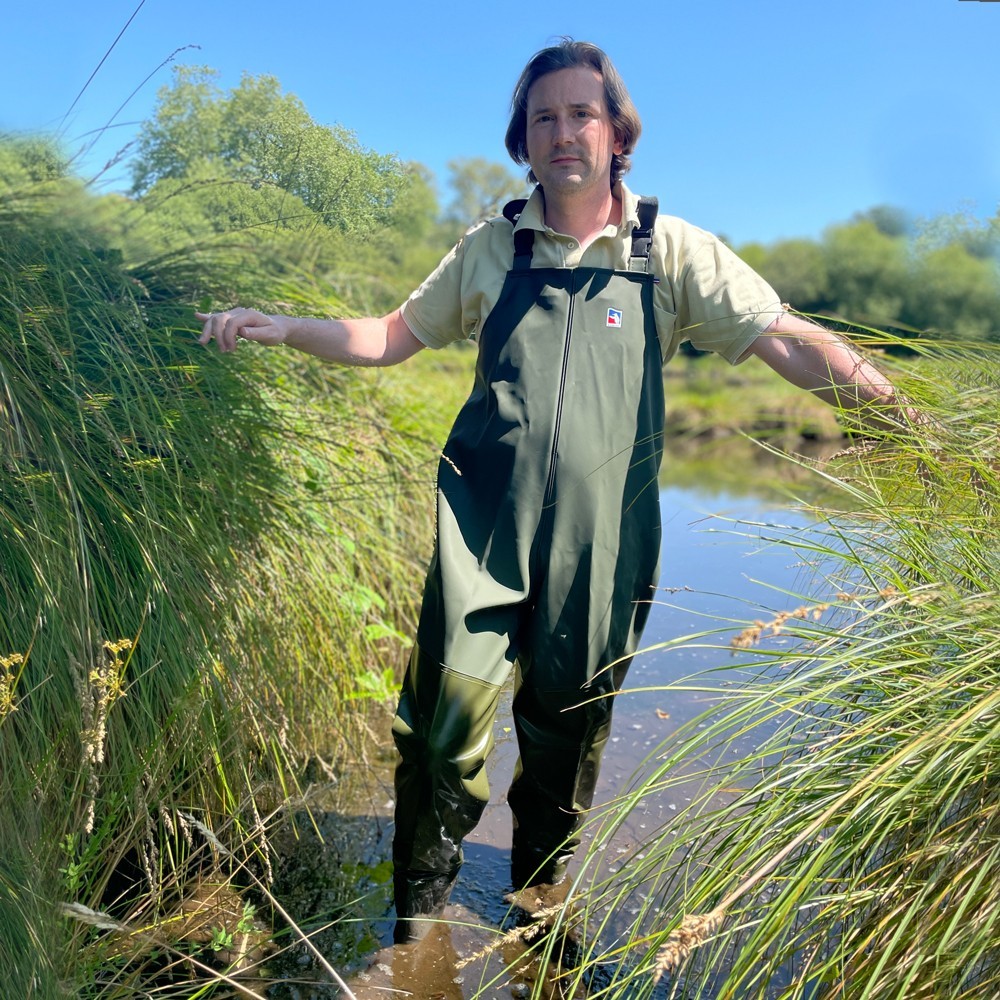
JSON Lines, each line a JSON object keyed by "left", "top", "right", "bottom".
{"left": 677, "top": 235, "right": 784, "bottom": 364}
{"left": 401, "top": 233, "right": 475, "bottom": 350}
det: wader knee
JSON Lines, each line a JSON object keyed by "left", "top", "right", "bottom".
{"left": 390, "top": 648, "right": 505, "bottom": 925}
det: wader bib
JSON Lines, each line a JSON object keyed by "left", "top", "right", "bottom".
{"left": 391, "top": 197, "right": 664, "bottom": 934}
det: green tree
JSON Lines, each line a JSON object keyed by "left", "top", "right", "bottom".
{"left": 443, "top": 157, "right": 529, "bottom": 235}
{"left": 736, "top": 241, "right": 767, "bottom": 275}
{"left": 907, "top": 242, "right": 1000, "bottom": 341}
{"left": 754, "top": 238, "right": 831, "bottom": 313}
{"left": 822, "top": 219, "right": 910, "bottom": 325}
{"left": 130, "top": 66, "right": 405, "bottom": 236}
{"left": 388, "top": 163, "right": 440, "bottom": 245}
{"left": 852, "top": 204, "right": 912, "bottom": 239}
{"left": 315, "top": 163, "right": 452, "bottom": 315}
{"left": 0, "top": 134, "right": 69, "bottom": 186}
{"left": 740, "top": 206, "right": 999, "bottom": 342}
{"left": 915, "top": 207, "right": 1000, "bottom": 262}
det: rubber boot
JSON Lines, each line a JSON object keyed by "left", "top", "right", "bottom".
{"left": 510, "top": 844, "right": 572, "bottom": 892}
{"left": 392, "top": 868, "right": 459, "bottom": 944}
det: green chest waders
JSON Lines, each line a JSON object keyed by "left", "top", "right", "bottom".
{"left": 391, "top": 198, "right": 664, "bottom": 939}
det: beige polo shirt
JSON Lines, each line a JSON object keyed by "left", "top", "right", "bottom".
{"left": 401, "top": 182, "right": 784, "bottom": 365}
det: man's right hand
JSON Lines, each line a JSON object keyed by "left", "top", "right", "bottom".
{"left": 196, "top": 308, "right": 292, "bottom": 352}
{"left": 195, "top": 306, "right": 424, "bottom": 367}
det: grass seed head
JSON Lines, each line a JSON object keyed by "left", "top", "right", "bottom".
{"left": 651, "top": 908, "right": 725, "bottom": 983}
{"left": 0, "top": 653, "right": 25, "bottom": 717}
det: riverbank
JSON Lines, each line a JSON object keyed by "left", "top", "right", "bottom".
{"left": 0, "top": 189, "right": 456, "bottom": 997}
{"left": 664, "top": 349, "right": 846, "bottom": 444}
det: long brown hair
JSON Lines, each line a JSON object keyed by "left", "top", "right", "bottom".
{"left": 505, "top": 39, "right": 642, "bottom": 187}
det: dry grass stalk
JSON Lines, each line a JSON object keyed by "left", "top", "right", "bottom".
{"left": 248, "top": 792, "right": 275, "bottom": 886}
{"left": 730, "top": 587, "right": 901, "bottom": 649}
{"left": 651, "top": 907, "right": 725, "bottom": 983}
{"left": 58, "top": 902, "right": 125, "bottom": 932}
{"left": 79, "top": 640, "right": 133, "bottom": 768}
{"left": 137, "top": 776, "right": 160, "bottom": 902}
{"left": 454, "top": 902, "right": 567, "bottom": 970}
{"left": 177, "top": 811, "right": 233, "bottom": 858}
{"left": 731, "top": 607, "right": 813, "bottom": 649}
{"left": 76, "top": 639, "right": 133, "bottom": 834}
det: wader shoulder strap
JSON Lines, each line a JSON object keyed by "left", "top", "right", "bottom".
{"left": 629, "top": 196, "right": 659, "bottom": 272}
{"left": 503, "top": 199, "right": 534, "bottom": 271}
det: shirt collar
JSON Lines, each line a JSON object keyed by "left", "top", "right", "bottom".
{"left": 617, "top": 182, "right": 641, "bottom": 230}
{"left": 513, "top": 181, "right": 640, "bottom": 235}
{"left": 512, "top": 186, "right": 547, "bottom": 232}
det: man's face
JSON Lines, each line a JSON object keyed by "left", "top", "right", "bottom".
{"left": 525, "top": 66, "right": 622, "bottom": 199}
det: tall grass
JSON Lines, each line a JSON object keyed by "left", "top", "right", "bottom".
{"left": 0, "top": 157, "right": 442, "bottom": 996}
{"left": 536, "top": 341, "right": 1000, "bottom": 999}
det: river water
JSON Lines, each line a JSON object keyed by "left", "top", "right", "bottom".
{"left": 267, "top": 474, "right": 829, "bottom": 999}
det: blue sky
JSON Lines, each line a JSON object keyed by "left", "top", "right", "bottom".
{"left": 3, "top": 0, "right": 998, "bottom": 245}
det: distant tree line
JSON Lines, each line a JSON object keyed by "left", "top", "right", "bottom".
{"left": 735, "top": 206, "right": 999, "bottom": 344}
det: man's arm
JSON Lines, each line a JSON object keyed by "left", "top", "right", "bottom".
{"left": 196, "top": 306, "right": 425, "bottom": 367}
{"left": 745, "top": 312, "right": 917, "bottom": 432}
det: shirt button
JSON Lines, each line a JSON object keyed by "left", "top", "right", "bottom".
{"left": 567, "top": 241, "right": 577, "bottom": 249}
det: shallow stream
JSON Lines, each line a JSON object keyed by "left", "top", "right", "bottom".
{"left": 266, "top": 470, "right": 830, "bottom": 999}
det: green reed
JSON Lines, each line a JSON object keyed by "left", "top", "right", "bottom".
{"left": 0, "top": 162, "right": 438, "bottom": 997}
{"left": 530, "top": 338, "right": 1000, "bottom": 999}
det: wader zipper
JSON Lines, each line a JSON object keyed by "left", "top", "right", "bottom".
{"left": 543, "top": 270, "right": 578, "bottom": 505}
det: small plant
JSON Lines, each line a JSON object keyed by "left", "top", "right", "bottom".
{"left": 208, "top": 925, "right": 234, "bottom": 953}
{"left": 58, "top": 834, "right": 87, "bottom": 897}
{"left": 235, "top": 899, "right": 257, "bottom": 935}
{"left": 350, "top": 666, "right": 402, "bottom": 702}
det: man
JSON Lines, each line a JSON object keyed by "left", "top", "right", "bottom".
{"left": 198, "top": 40, "right": 912, "bottom": 943}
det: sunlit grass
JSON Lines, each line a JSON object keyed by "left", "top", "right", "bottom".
{"left": 0, "top": 153, "right": 438, "bottom": 997}
{"left": 527, "top": 343, "right": 1000, "bottom": 999}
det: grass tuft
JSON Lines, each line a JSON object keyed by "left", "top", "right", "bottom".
{"left": 553, "top": 342, "right": 1000, "bottom": 999}
{"left": 1, "top": 141, "right": 442, "bottom": 997}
